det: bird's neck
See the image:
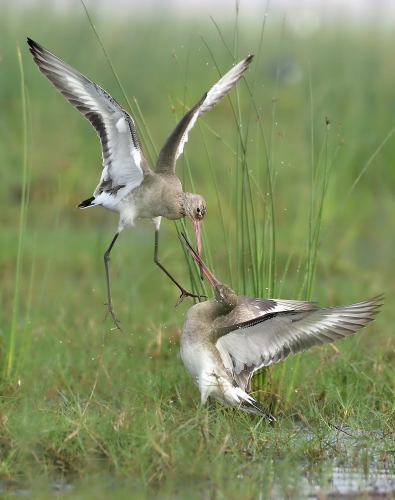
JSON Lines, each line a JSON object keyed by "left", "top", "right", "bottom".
{"left": 184, "top": 298, "right": 235, "bottom": 340}
{"left": 148, "top": 176, "right": 184, "bottom": 220}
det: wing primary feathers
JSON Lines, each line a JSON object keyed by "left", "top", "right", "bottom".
{"left": 156, "top": 55, "right": 253, "bottom": 175}
{"left": 216, "top": 296, "right": 383, "bottom": 338}
{"left": 27, "top": 38, "right": 146, "bottom": 199}
{"left": 216, "top": 295, "right": 383, "bottom": 391}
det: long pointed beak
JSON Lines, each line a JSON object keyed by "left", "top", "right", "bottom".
{"left": 193, "top": 220, "right": 204, "bottom": 280}
{"left": 179, "top": 232, "right": 220, "bottom": 288}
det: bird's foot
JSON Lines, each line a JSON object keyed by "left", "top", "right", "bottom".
{"left": 103, "top": 302, "right": 122, "bottom": 331}
{"left": 175, "top": 289, "right": 207, "bottom": 307}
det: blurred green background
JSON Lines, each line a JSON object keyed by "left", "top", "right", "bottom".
{"left": 2, "top": 7, "right": 393, "bottom": 323}
{"left": 0, "top": 0, "right": 395, "bottom": 487}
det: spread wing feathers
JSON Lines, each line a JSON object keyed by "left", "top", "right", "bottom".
{"left": 216, "top": 296, "right": 383, "bottom": 390}
{"left": 155, "top": 55, "right": 253, "bottom": 175}
{"left": 155, "top": 94, "right": 206, "bottom": 174}
{"left": 198, "top": 55, "right": 254, "bottom": 115}
{"left": 27, "top": 38, "right": 147, "bottom": 199}
{"left": 239, "top": 297, "right": 318, "bottom": 317}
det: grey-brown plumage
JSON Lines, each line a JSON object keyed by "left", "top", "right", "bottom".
{"left": 27, "top": 37, "right": 253, "bottom": 329}
{"left": 179, "top": 234, "right": 383, "bottom": 420}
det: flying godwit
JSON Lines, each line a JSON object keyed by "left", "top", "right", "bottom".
{"left": 27, "top": 38, "right": 253, "bottom": 329}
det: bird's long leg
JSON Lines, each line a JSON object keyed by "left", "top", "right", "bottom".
{"left": 103, "top": 232, "right": 122, "bottom": 330}
{"left": 154, "top": 228, "right": 207, "bottom": 305}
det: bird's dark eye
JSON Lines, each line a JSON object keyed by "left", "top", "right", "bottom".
{"left": 197, "top": 207, "right": 201, "bottom": 213}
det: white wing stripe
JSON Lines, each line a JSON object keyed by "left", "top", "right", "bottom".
{"left": 176, "top": 111, "right": 199, "bottom": 159}
{"left": 155, "top": 55, "right": 253, "bottom": 174}
{"left": 216, "top": 297, "right": 382, "bottom": 389}
{"left": 28, "top": 38, "right": 145, "bottom": 204}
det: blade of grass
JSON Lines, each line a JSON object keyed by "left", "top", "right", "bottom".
{"left": 321, "top": 126, "right": 395, "bottom": 244}
{"left": 5, "top": 45, "right": 30, "bottom": 380}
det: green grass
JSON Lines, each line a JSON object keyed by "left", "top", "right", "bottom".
{"left": 1, "top": 7, "right": 395, "bottom": 497}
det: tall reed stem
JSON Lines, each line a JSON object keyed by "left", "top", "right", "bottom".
{"left": 5, "top": 46, "right": 30, "bottom": 380}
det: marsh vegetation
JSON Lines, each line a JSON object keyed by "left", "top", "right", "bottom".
{"left": 1, "top": 5, "right": 395, "bottom": 497}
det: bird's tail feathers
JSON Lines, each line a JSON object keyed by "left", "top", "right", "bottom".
{"left": 235, "top": 387, "right": 276, "bottom": 422}
{"left": 77, "top": 196, "right": 95, "bottom": 209}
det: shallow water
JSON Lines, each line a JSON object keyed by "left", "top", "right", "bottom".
{"left": 271, "top": 462, "right": 395, "bottom": 499}
{"left": 2, "top": 461, "right": 395, "bottom": 499}
{"left": 268, "top": 426, "right": 395, "bottom": 499}
{"left": 2, "top": 426, "right": 395, "bottom": 499}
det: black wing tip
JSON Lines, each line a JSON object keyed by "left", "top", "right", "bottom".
{"left": 347, "top": 294, "right": 385, "bottom": 316}
{"left": 245, "top": 54, "right": 254, "bottom": 64}
{"left": 27, "top": 37, "right": 39, "bottom": 52}
{"left": 27, "top": 37, "right": 35, "bottom": 55}
{"left": 368, "top": 294, "right": 385, "bottom": 318}
{"left": 27, "top": 38, "right": 44, "bottom": 60}
{"left": 371, "top": 293, "right": 385, "bottom": 306}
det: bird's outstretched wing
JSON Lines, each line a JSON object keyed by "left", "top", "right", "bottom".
{"left": 155, "top": 55, "right": 253, "bottom": 175}
{"left": 28, "top": 38, "right": 149, "bottom": 201}
{"left": 216, "top": 296, "right": 383, "bottom": 390}
{"left": 239, "top": 297, "right": 318, "bottom": 316}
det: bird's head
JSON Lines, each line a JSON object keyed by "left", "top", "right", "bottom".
{"left": 179, "top": 233, "right": 237, "bottom": 313}
{"left": 213, "top": 283, "right": 238, "bottom": 311}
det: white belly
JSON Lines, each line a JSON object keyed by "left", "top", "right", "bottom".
{"left": 180, "top": 338, "right": 241, "bottom": 406}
